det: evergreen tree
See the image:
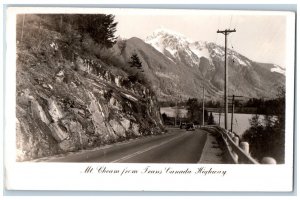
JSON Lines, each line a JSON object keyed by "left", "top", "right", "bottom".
{"left": 128, "top": 53, "right": 142, "bottom": 69}
{"left": 75, "top": 14, "right": 118, "bottom": 48}
{"left": 161, "top": 113, "right": 168, "bottom": 124}
{"left": 207, "top": 112, "right": 215, "bottom": 125}
{"left": 186, "top": 98, "right": 204, "bottom": 124}
{"left": 242, "top": 87, "right": 285, "bottom": 163}
{"left": 32, "top": 14, "right": 118, "bottom": 49}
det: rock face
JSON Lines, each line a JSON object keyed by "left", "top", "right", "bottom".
{"left": 16, "top": 25, "right": 163, "bottom": 162}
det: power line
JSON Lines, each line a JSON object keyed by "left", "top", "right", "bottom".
{"left": 202, "top": 87, "right": 205, "bottom": 126}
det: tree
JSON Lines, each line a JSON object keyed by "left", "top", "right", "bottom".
{"left": 128, "top": 53, "right": 142, "bottom": 70}
{"left": 161, "top": 113, "right": 168, "bottom": 123}
{"left": 207, "top": 112, "right": 215, "bottom": 125}
{"left": 117, "top": 39, "right": 127, "bottom": 55}
{"left": 75, "top": 14, "right": 118, "bottom": 48}
{"left": 127, "top": 53, "right": 143, "bottom": 84}
{"left": 186, "top": 98, "right": 203, "bottom": 124}
{"left": 242, "top": 86, "right": 286, "bottom": 163}
{"left": 186, "top": 98, "right": 198, "bottom": 122}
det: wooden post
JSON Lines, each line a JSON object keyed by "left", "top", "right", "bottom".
{"left": 202, "top": 87, "right": 205, "bottom": 126}
{"left": 233, "top": 136, "right": 239, "bottom": 145}
{"left": 224, "top": 32, "right": 228, "bottom": 130}
{"left": 261, "top": 157, "right": 277, "bottom": 164}
{"left": 229, "top": 132, "right": 235, "bottom": 139}
{"left": 231, "top": 95, "right": 235, "bottom": 132}
{"left": 175, "top": 101, "right": 177, "bottom": 127}
{"left": 229, "top": 95, "right": 242, "bottom": 133}
{"left": 217, "top": 29, "right": 236, "bottom": 130}
{"left": 232, "top": 152, "right": 239, "bottom": 163}
{"left": 218, "top": 108, "right": 221, "bottom": 125}
{"left": 240, "top": 142, "right": 250, "bottom": 155}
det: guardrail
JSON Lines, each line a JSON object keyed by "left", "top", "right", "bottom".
{"left": 202, "top": 125, "right": 277, "bottom": 164}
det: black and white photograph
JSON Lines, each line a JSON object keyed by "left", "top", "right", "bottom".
{"left": 15, "top": 11, "right": 289, "bottom": 164}
{"left": 4, "top": 7, "right": 295, "bottom": 192}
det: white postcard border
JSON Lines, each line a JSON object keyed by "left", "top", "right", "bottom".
{"left": 4, "top": 7, "right": 295, "bottom": 192}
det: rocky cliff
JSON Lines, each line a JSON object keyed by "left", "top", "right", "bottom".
{"left": 16, "top": 15, "right": 164, "bottom": 161}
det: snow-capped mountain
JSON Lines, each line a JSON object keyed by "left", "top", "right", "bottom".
{"left": 113, "top": 28, "right": 285, "bottom": 101}
{"left": 145, "top": 28, "right": 285, "bottom": 75}
{"left": 271, "top": 64, "right": 285, "bottom": 75}
{"left": 145, "top": 28, "right": 213, "bottom": 67}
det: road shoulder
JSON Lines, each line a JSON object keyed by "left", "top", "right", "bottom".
{"left": 198, "top": 130, "right": 224, "bottom": 164}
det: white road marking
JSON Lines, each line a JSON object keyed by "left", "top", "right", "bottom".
{"left": 110, "top": 133, "right": 188, "bottom": 163}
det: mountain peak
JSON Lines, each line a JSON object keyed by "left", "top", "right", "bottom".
{"left": 152, "top": 28, "right": 188, "bottom": 39}
{"left": 145, "top": 28, "right": 193, "bottom": 47}
{"left": 145, "top": 28, "right": 213, "bottom": 66}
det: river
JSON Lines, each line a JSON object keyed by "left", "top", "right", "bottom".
{"left": 160, "top": 107, "right": 261, "bottom": 137}
{"left": 211, "top": 113, "right": 264, "bottom": 137}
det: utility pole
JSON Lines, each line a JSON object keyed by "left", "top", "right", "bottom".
{"left": 218, "top": 108, "right": 221, "bottom": 126}
{"left": 217, "top": 29, "right": 236, "bottom": 130}
{"left": 202, "top": 87, "right": 205, "bottom": 126}
{"left": 229, "top": 95, "right": 243, "bottom": 133}
{"left": 175, "top": 100, "right": 177, "bottom": 127}
{"left": 179, "top": 95, "right": 182, "bottom": 126}
{"left": 230, "top": 95, "right": 235, "bottom": 133}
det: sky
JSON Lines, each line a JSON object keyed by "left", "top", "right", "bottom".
{"left": 114, "top": 12, "right": 289, "bottom": 67}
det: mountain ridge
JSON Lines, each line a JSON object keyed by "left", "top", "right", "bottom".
{"left": 114, "top": 28, "right": 285, "bottom": 101}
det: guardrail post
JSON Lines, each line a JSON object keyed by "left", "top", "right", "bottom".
{"left": 232, "top": 136, "right": 239, "bottom": 163}
{"left": 240, "top": 142, "right": 250, "bottom": 155}
{"left": 215, "top": 126, "right": 259, "bottom": 164}
{"left": 261, "top": 157, "right": 277, "bottom": 164}
{"left": 233, "top": 136, "right": 239, "bottom": 145}
{"left": 232, "top": 152, "right": 239, "bottom": 163}
{"left": 229, "top": 132, "right": 235, "bottom": 138}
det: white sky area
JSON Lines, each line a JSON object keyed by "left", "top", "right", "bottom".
{"left": 115, "top": 13, "right": 287, "bottom": 67}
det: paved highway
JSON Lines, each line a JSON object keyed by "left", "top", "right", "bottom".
{"left": 42, "top": 128, "right": 208, "bottom": 163}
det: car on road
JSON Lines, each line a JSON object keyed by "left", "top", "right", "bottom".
{"left": 185, "top": 123, "right": 195, "bottom": 131}
{"left": 180, "top": 122, "right": 186, "bottom": 129}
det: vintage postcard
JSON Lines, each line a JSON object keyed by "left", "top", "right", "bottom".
{"left": 4, "top": 7, "right": 295, "bottom": 191}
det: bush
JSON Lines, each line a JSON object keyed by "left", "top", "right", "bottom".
{"left": 244, "top": 87, "right": 285, "bottom": 163}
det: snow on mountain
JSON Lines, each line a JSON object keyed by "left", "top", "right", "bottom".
{"left": 146, "top": 28, "right": 189, "bottom": 55}
{"left": 119, "top": 29, "right": 285, "bottom": 101}
{"left": 271, "top": 64, "right": 285, "bottom": 75}
{"left": 189, "top": 43, "right": 209, "bottom": 59}
{"left": 146, "top": 28, "right": 285, "bottom": 74}
{"left": 189, "top": 41, "right": 213, "bottom": 65}
{"left": 145, "top": 28, "right": 213, "bottom": 67}
{"left": 231, "top": 55, "right": 248, "bottom": 66}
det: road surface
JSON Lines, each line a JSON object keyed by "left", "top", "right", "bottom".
{"left": 42, "top": 128, "right": 208, "bottom": 163}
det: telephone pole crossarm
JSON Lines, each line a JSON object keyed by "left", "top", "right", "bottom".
{"left": 217, "top": 29, "right": 236, "bottom": 35}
